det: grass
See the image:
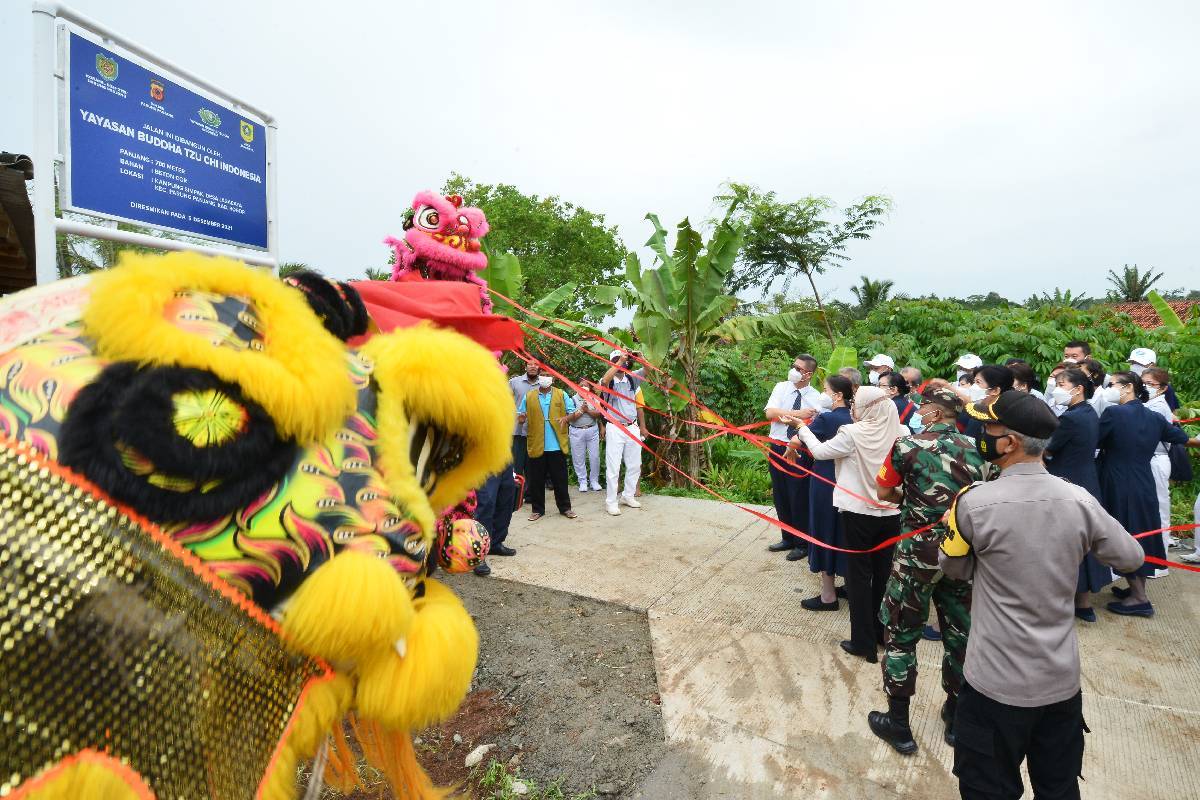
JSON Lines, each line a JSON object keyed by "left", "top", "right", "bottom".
{"left": 475, "top": 759, "right": 598, "bottom": 800}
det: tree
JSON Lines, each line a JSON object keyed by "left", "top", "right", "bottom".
{"left": 278, "top": 262, "right": 312, "bottom": 278}
{"left": 850, "top": 275, "right": 895, "bottom": 315}
{"left": 591, "top": 213, "right": 815, "bottom": 482}
{"left": 441, "top": 174, "right": 625, "bottom": 321}
{"left": 1023, "top": 288, "right": 1093, "bottom": 310}
{"left": 717, "top": 183, "right": 892, "bottom": 344}
{"left": 1105, "top": 264, "right": 1163, "bottom": 302}
{"left": 363, "top": 266, "right": 390, "bottom": 281}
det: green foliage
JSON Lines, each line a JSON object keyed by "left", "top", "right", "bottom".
{"left": 1105, "top": 263, "right": 1163, "bottom": 302}
{"left": 1023, "top": 288, "right": 1094, "bottom": 310}
{"left": 850, "top": 275, "right": 895, "bottom": 316}
{"left": 363, "top": 266, "right": 390, "bottom": 281}
{"left": 1147, "top": 290, "right": 1185, "bottom": 332}
{"left": 277, "top": 262, "right": 312, "bottom": 278}
{"left": 475, "top": 758, "right": 598, "bottom": 800}
{"left": 443, "top": 174, "right": 625, "bottom": 322}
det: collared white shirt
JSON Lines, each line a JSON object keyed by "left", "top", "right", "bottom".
{"left": 764, "top": 382, "right": 822, "bottom": 442}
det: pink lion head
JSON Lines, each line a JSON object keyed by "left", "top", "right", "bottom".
{"left": 385, "top": 191, "right": 489, "bottom": 282}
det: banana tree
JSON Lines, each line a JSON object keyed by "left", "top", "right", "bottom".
{"left": 590, "top": 213, "right": 816, "bottom": 482}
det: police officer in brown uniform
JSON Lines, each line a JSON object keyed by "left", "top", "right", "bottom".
{"left": 939, "top": 390, "right": 1145, "bottom": 800}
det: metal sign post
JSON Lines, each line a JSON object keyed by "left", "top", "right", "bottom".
{"left": 30, "top": 2, "right": 279, "bottom": 284}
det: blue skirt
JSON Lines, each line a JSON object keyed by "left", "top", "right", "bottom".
{"left": 807, "top": 459, "right": 846, "bottom": 577}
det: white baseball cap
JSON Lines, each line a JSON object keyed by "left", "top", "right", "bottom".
{"left": 955, "top": 353, "right": 983, "bottom": 370}
{"left": 863, "top": 354, "right": 895, "bottom": 369}
{"left": 1128, "top": 347, "right": 1156, "bottom": 365}
{"left": 609, "top": 349, "right": 624, "bottom": 361}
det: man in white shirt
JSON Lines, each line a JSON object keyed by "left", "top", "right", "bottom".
{"left": 764, "top": 354, "right": 823, "bottom": 561}
{"left": 600, "top": 350, "right": 645, "bottom": 516}
{"left": 953, "top": 353, "right": 983, "bottom": 382}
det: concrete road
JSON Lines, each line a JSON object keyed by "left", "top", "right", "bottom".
{"left": 485, "top": 489, "right": 1200, "bottom": 800}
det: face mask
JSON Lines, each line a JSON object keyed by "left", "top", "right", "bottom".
{"left": 967, "top": 384, "right": 988, "bottom": 403}
{"left": 976, "top": 431, "right": 1010, "bottom": 462}
{"left": 1100, "top": 386, "right": 1120, "bottom": 404}
{"left": 537, "top": 376, "right": 553, "bottom": 389}
{"left": 815, "top": 392, "right": 833, "bottom": 411}
{"left": 1062, "top": 357, "right": 1078, "bottom": 364}
{"left": 909, "top": 417, "right": 925, "bottom": 434}
{"left": 788, "top": 368, "right": 807, "bottom": 384}
{"left": 868, "top": 371, "right": 881, "bottom": 385}
{"left": 1129, "top": 364, "right": 1146, "bottom": 376}
{"left": 1051, "top": 386, "right": 1073, "bottom": 406}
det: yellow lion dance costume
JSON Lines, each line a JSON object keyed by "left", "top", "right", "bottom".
{"left": 0, "top": 252, "right": 514, "bottom": 798}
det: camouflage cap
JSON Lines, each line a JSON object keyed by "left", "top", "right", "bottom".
{"left": 921, "top": 386, "right": 963, "bottom": 414}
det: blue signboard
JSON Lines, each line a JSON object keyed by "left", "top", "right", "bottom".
{"left": 65, "top": 29, "right": 269, "bottom": 249}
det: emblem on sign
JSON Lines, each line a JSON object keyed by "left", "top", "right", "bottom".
{"left": 198, "top": 108, "right": 222, "bottom": 128}
{"left": 150, "top": 80, "right": 165, "bottom": 102}
{"left": 240, "top": 120, "right": 254, "bottom": 143}
{"left": 96, "top": 54, "right": 118, "bottom": 81}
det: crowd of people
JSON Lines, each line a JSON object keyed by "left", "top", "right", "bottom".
{"left": 470, "top": 350, "right": 648, "bottom": 577}
{"left": 763, "top": 341, "right": 1199, "bottom": 798}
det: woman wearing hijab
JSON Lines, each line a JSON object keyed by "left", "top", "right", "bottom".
{"left": 800, "top": 375, "right": 854, "bottom": 611}
{"left": 1097, "top": 371, "right": 1190, "bottom": 617}
{"left": 1043, "top": 368, "right": 1112, "bottom": 621}
{"left": 787, "top": 386, "right": 902, "bottom": 662}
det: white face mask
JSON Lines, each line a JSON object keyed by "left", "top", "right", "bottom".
{"left": 868, "top": 370, "right": 881, "bottom": 385}
{"left": 788, "top": 368, "right": 807, "bottom": 384}
{"left": 537, "top": 376, "right": 553, "bottom": 389}
{"left": 1051, "top": 386, "right": 1073, "bottom": 406}
{"left": 815, "top": 392, "right": 833, "bottom": 411}
{"left": 1100, "top": 386, "right": 1121, "bottom": 404}
{"left": 967, "top": 384, "right": 988, "bottom": 402}
{"left": 1129, "top": 363, "right": 1146, "bottom": 376}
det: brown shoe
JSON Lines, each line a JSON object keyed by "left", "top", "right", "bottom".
{"left": 562, "top": 510, "right": 578, "bottom": 519}
{"left": 528, "top": 512, "right": 543, "bottom": 522}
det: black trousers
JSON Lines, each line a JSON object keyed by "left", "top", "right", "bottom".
{"left": 841, "top": 510, "right": 898, "bottom": 651}
{"left": 767, "top": 443, "right": 809, "bottom": 547}
{"left": 512, "top": 435, "right": 529, "bottom": 478}
{"left": 475, "top": 466, "right": 515, "bottom": 547}
{"left": 527, "top": 450, "right": 571, "bottom": 515}
{"left": 954, "top": 683, "right": 1085, "bottom": 800}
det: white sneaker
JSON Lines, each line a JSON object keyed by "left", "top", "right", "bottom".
{"left": 578, "top": 485, "right": 588, "bottom": 493}
{"left": 590, "top": 484, "right": 602, "bottom": 492}
{"left": 1150, "top": 568, "right": 1170, "bottom": 579}
{"left": 620, "top": 495, "right": 642, "bottom": 508}
{"left": 1180, "top": 552, "right": 1200, "bottom": 564}
{"left": 1168, "top": 537, "right": 1186, "bottom": 550}
{"left": 606, "top": 502, "right": 621, "bottom": 516}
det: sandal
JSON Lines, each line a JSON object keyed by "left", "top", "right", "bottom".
{"left": 528, "top": 512, "right": 543, "bottom": 522}
{"left": 562, "top": 510, "right": 578, "bottom": 519}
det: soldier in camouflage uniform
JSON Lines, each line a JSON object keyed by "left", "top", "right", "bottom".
{"left": 867, "top": 386, "right": 997, "bottom": 755}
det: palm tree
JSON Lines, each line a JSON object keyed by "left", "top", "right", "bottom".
{"left": 363, "top": 267, "right": 390, "bottom": 281}
{"left": 850, "top": 275, "right": 894, "bottom": 314}
{"left": 1105, "top": 264, "right": 1163, "bottom": 302}
{"left": 277, "top": 262, "right": 313, "bottom": 278}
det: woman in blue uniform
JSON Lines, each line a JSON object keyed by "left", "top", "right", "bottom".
{"left": 1097, "top": 371, "right": 1190, "bottom": 618}
{"left": 801, "top": 375, "right": 854, "bottom": 611}
{"left": 1043, "top": 368, "right": 1111, "bottom": 621}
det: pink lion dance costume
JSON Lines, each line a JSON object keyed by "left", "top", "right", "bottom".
{"left": 384, "top": 190, "right": 493, "bottom": 313}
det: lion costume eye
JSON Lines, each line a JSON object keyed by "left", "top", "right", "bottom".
{"left": 415, "top": 206, "right": 441, "bottom": 230}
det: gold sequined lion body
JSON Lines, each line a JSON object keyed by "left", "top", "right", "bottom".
{"left": 0, "top": 252, "right": 515, "bottom": 799}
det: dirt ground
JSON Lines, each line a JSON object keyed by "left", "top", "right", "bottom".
{"left": 422, "top": 573, "right": 667, "bottom": 797}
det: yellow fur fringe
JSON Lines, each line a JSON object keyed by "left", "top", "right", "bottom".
{"left": 354, "top": 579, "right": 478, "bottom": 731}
{"left": 280, "top": 550, "right": 415, "bottom": 665}
{"left": 363, "top": 324, "right": 515, "bottom": 516}
{"left": 11, "top": 750, "right": 155, "bottom": 800}
{"left": 257, "top": 673, "right": 353, "bottom": 800}
{"left": 351, "top": 717, "right": 451, "bottom": 800}
{"left": 83, "top": 251, "right": 354, "bottom": 444}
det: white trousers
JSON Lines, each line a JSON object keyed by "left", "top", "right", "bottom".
{"left": 605, "top": 422, "right": 641, "bottom": 504}
{"left": 1151, "top": 452, "right": 1171, "bottom": 552}
{"left": 569, "top": 426, "right": 601, "bottom": 489}
{"left": 1194, "top": 493, "right": 1200, "bottom": 556}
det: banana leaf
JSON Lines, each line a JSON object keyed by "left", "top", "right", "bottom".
{"left": 1147, "top": 290, "right": 1185, "bottom": 332}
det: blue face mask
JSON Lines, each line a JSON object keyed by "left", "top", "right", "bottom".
{"left": 909, "top": 417, "right": 925, "bottom": 434}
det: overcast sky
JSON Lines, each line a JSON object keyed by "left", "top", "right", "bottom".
{"left": 3, "top": 1, "right": 1199, "bottom": 303}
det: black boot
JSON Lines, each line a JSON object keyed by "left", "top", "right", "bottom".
{"left": 941, "top": 695, "right": 957, "bottom": 747}
{"left": 867, "top": 696, "right": 918, "bottom": 755}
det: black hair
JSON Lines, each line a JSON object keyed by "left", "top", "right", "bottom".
{"left": 977, "top": 365, "right": 1015, "bottom": 392}
{"left": 282, "top": 271, "right": 368, "bottom": 341}
{"left": 1110, "top": 370, "right": 1149, "bottom": 403}
{"left": 1059, "top": 368, "right": 1095, "bottom": 400}
{"left": 1007, "top": 362, "right": 1037, "bottom": 392}
{"left": 958, "top": 366, "right": 979, "bottom": 384}
{"left": 1080, "top": 358, "right": 1107, "bottom": 387}
{"left": 795, "top": 353, "right": 817, "bottom": 371}
{"left": 1064, "top": 340, "right": 1092, "bottom": 356}
{"left": 878, "top": 370, "right": 910, "bottom": 396}
{"left": 825, "top": 374, "right": 854, "bottom": 407}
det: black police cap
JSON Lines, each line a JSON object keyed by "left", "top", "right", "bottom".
{"left": 970, "top": 389, "right": 1059, "bottom": 439}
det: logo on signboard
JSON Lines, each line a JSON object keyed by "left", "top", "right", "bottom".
{"left": 198, "top": 108, "right": 222, "bottom": 128}
{"left": 96, "top": 54, "right": 118, "bottom": 81}
{"left": 239, "top": 120, "right": 254, "bottom": 143}
{"left": 149, "top": 80, "right": 165, "bottom": 101}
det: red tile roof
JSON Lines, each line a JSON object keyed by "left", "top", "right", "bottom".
{"left": 1111, "top": 301, "right": 1198, "bottom": 330}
